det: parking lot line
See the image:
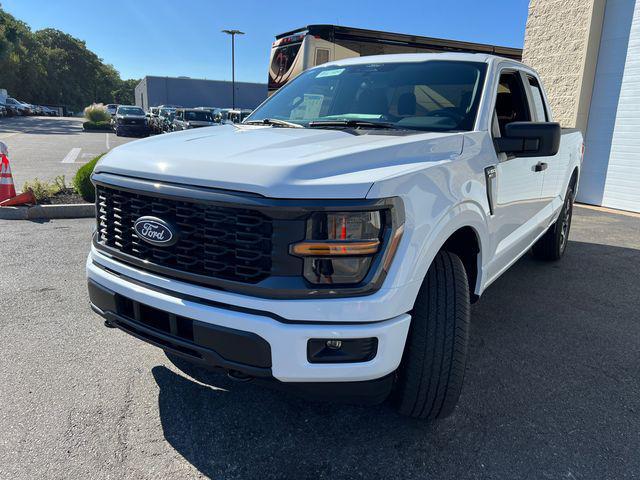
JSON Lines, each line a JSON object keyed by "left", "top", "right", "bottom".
{"left": 105, "top": 133, "right": 110, "bottom": 150}
{"left": 61, "top": 147, "right": 82, "bottom": 164}
{"left": 0, "top": 132, "right": 20, "bottom": 140}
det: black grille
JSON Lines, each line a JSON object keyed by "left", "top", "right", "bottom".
{"left": 96, "top": 185, "right": 273, "bottom": 283}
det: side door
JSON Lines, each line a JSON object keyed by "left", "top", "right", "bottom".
{"left": 526, "top": 74, "right": 569, "bottom": 216}
{"left": 487, "top": 70, "right": 547, "bottom": 277}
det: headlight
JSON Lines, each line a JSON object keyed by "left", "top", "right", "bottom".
{"left": 291, "top": 209, "right": 403, "bottom": 285}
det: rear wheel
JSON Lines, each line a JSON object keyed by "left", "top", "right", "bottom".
{"left": 394, "top": 250, "right": 470, "bottom": 420}
{"left": 532, "top": 183, "right": 575, "bottom": 261}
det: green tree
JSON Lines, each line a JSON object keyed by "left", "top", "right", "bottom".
{"left": 0, "top": 7, "right": 139, "bottom": 112}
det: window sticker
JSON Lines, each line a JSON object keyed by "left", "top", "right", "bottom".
{"left": 316, "top": 68, "right": 345, "bottom": 78}
{"left": 290, "top": 94, "right": 324, "bottom": 120}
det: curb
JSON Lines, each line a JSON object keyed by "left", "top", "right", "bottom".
{"left": 0, "top": 203, "right": 95, "bottom": 220}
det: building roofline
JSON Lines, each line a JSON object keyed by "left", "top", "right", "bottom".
{"left": 138, "top": 75, "right": 267, "bottom": 87}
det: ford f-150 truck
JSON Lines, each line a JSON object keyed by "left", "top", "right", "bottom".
{"left": 87, "top": 53, "right": 583, "bottom": 419}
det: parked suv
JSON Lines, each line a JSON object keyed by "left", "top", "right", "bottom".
{"left": 88, "top": 53, "right": 583, "bottom": 419}
{"left": 113, "top": 105, "right": 149, "bottom": 137}
{"left": 172, "top": 108, "right": 217, "bottom": 130}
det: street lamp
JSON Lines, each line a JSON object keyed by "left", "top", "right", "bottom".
{"left": 221, "top": 29, "right": 245, "bottom": 109}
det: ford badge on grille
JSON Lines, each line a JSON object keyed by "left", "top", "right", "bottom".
{"left": 134, "top": 217, "right": 177, "bottom": 246}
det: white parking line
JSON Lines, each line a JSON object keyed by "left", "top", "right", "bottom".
{"left": 0, "top": 132, "right": 20, "bottom": 140}
{"left": 105, "top": 133, "right": 110, "bottom": 150}
{"left": 61, "top": 147, "right": 82, "bottom": 163}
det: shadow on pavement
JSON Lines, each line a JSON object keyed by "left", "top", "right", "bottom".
{"left": 0, "top": 117, "right": 84, "bottom": 135}
{"left": 153, "top": 240, "right": 640, "bottom": 479}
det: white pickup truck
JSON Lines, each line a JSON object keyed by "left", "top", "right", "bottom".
{"left": 87, "top": 53, "right": 583, "bottom": 419}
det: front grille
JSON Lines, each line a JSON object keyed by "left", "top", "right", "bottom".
{"left": 125, "top": 119, "right": 144, "bottom": 125}
{"left": 96, "top": 185, "right": 273, "bottom": 283}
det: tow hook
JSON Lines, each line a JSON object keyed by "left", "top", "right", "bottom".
{"left": 227, "top": 370, "right": 254, "bottom": 382}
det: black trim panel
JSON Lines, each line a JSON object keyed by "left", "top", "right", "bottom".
{"left": 92, "top": 172, "right": 404, "bottom": 299}
{"left": 89, "top": 279, "right": 273, "bottom": 375}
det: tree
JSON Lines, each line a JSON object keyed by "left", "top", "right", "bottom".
{"left": 0, "top": 7, "right": 138, "bottom": 111}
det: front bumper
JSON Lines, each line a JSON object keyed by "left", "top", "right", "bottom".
{"left": 116, "top": 123, "right": 149, "bottom": 135}
{"left": 87, "top": 255, "right": 411, "bottom": 383}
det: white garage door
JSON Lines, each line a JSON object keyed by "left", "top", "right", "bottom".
{"left": 578, "top": 0, "right": 640, "bottom": 213}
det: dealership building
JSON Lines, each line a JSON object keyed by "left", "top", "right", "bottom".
{"left": 524, "top": 0, "right": 639, "bottom": 213}
{"left": 134, "top": 76, "right": 267, "bottom": 112}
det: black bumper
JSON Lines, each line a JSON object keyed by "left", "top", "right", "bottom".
{"left": 115, "top": 124, "right": 149, "bottom": 135}
{"left": 88, "top": 279, "right": 394, "bottom": 405}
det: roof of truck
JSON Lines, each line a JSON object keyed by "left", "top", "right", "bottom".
{"left": 323, "top": 52, "right": 523, "bottom": 68}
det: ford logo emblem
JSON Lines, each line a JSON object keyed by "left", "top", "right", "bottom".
{"left": 133, "top": 216, "right": 177, "bottom": 246}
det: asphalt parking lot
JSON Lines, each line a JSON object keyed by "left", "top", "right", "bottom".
{"left": 0, "top": 206, "right": 638, "bottom": 479}
{"left": 0, "top": 116, "right": 133, "bottom": 189}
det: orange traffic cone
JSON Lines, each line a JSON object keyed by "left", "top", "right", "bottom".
{"left": 0, "top": 189, "right": 36, "bottom": 206}
{"left": 0, "top": 153, "right": 17, "bottom": 203}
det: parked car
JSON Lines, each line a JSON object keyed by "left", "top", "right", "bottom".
{"left": 157, "top": 107, "right": 176, "bottom": 133}
{"left": 113, "top": 105, "right": 149, "bottom": 137}
{"left": 228, "top": 109, "right": 252, "bottom": 123}
{"left": 4, "top": 97, "right": 30, "bottom": 115}
{"left": 106, "top": 104, "right": 119, "bottom": 117}
{"left": 87, "top": 53, "right": 583, "bottom": 419}
{"left": 0, "top": 104, "right": 6, "bottom": 118}
{"left": 41, "top": 106, "right": 58, "bottom": 116}
{"left": 2, "top": 103, "right": 18, "bottom": 116}
{"left": 172, "top": 108, "right": 216, "bottom": 130}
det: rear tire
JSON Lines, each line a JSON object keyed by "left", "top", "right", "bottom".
{"left": 532, "top": 183, "right": 575, "bottom": 261}
{"left": 394, "top": 250, "right": 470, "bottom": 420}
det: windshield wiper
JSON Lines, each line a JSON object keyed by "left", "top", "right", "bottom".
{"left": 244, "top": 118, "right": 303, "bottom": 128}
{"left": 308, "top": 120, "right": 399, "bottom": 129}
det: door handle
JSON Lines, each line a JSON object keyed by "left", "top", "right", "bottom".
{"left": 534, "top": 162, "right": 548, "bottom": 172}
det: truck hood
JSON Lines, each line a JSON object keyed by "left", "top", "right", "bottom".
{"left": 96, "top": 124, "right": 463, "bottom": 199}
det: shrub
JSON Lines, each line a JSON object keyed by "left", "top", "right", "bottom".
{"left": 83, "top": 103, "right": 110, "bottom": 123}
{"left": 73, "top": 154, "right": 104, "bottom": 203}
{"left": 83, "top": 120, "right": 112, "bottom": 131}
{"left": 22, "top": 178, "right": 59, "bottom": 202}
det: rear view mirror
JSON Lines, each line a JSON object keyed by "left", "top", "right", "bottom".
{"left": 495, "top": 121, "right": 561, "bottom": 157}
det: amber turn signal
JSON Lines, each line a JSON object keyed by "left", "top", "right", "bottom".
{"left": 291, "top": 240, "right": 380, "bottom": 256}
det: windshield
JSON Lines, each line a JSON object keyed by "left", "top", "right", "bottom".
{"left": 185, "top": 111, "right": 213, "bottom": 122}
{"left": 250, "top": 60, "right": 487, "bottom": 132}
{"left": 117, "top": 106, "right": 145, "bottom": 115}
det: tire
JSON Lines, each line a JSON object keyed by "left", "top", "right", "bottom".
{"left": 532, "top": 183, "right": 575, "bottom": 261}
{"left": 394, "top": 250, "right": 470, "bottom": 420}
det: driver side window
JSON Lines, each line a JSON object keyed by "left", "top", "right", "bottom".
{"left": 494, "top": 72, "right": 531, "bottom": 136}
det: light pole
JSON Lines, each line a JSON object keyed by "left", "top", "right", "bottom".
{"left": 221, "top": 29, "right": 245, "bottom": 109}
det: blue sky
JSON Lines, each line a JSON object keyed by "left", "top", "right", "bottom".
{"left": 3, "top": 0, "right": 530, "bottom": 83}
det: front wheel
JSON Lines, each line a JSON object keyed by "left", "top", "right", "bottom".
{"left": 394, "top": 250, "right": 470, "bottom": 420}
{"left": 532, "top": 183, "right": 575, "bottom": 261}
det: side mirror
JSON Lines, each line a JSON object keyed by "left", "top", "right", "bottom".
{"left": 495, "top": 121, "right": 560, "bottom": 157}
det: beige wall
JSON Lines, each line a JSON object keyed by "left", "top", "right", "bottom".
{"left": 523, "top": 0, "right": 606, "bottom": 131}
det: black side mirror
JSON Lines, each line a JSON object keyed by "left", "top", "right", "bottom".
{"left": 495, "top": 121, "right": 561, "bottom": 157}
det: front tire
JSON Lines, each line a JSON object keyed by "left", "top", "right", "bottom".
{"left": 394, "top": 250, "right": 470, "bottom": 420}
{"left": 532, "top": 183, "right": 575, "bottom": 261}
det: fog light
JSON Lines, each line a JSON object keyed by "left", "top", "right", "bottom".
{"left": 326, "top": 339, "right": 342, "bottom": 350}
{"left": 307, "top": 337, "right": 378, "bottom": 363}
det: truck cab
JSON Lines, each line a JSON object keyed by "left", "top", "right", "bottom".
{"left": 87, "top": 53, "right": 582, "bottom": 419}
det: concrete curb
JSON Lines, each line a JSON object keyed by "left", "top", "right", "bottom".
{"left": 0, "top": 203, "right": 95, "bottom": 220}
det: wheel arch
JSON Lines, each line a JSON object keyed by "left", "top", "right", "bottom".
{"left": 403, "top": 201, "right": 489, "bottom": 306}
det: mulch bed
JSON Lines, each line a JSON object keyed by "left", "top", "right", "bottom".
{"left": 39, "top": 188, "right": 89, "bottom": 205}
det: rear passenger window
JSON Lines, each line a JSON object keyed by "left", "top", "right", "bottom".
{"left": 527, "top": 76, "right": 548, "bottom": 122}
